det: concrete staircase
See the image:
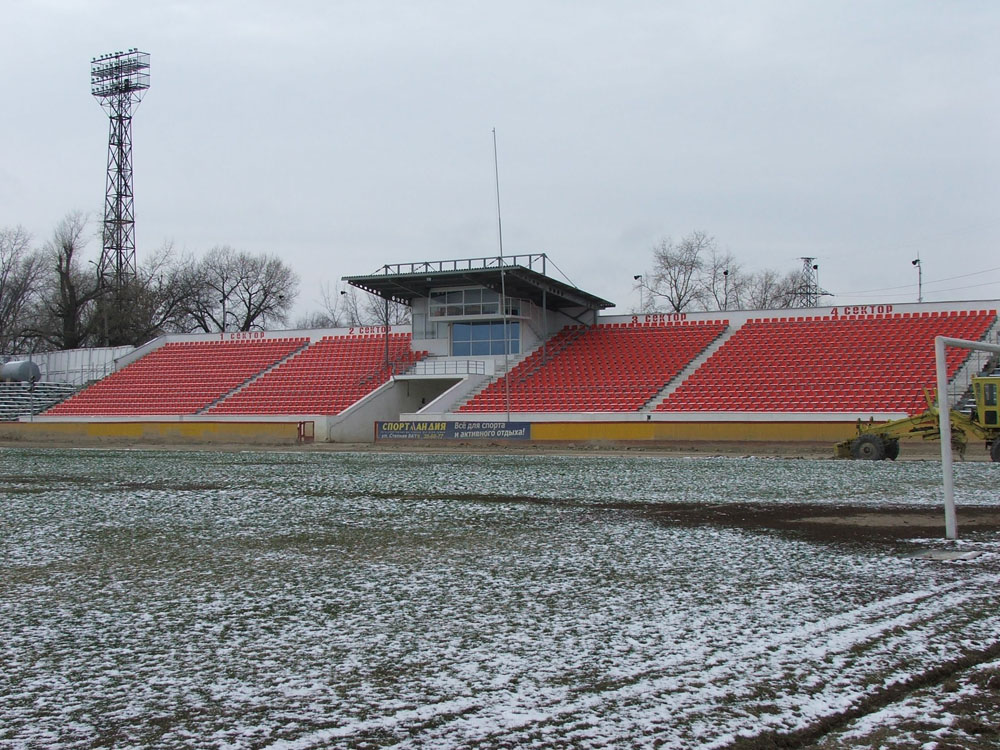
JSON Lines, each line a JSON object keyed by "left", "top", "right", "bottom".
{"left": 640, "top": 324, "right": 738, "bottom": 411}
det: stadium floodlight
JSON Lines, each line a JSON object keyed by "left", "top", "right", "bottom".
{"left": 90, "top": 48, "right": 150, "bottom": 98}
{"left": 90, "top": 48, "right": 150, "bottom": 344}
{"left": 912, "top": 257, "right": 923, "bottom": 302}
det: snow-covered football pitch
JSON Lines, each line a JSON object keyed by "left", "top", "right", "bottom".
{"left": 1, "top": 448, "right": 998, "bottom": 749}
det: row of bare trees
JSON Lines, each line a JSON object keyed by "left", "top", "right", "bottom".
{"left": 294, "top": 282, "right": 410, "bottom": 330}
{"left": 6, "top": 218, "right": 812, "bottom": 355}
{"left": 1, "top": 213, "right": 300, "bottom": 355}
{"left": 639, "top": 231, "right": 823, "bottom": 313}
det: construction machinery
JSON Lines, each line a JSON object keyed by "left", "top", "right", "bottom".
{"left": 836, "top": 376, "right": 1000, "bottom": 462}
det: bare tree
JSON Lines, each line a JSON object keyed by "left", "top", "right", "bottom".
{"left": 298, "top": 284, "right": 409, "bottom": 329}
{"left": 96, "top": 243, "right": 201, "bottom": 344}
{"left": 642, "top": 232, "right": 823, "bottom": 312}
{"left": 646, "top": 232, "right": 713, "bottom": 312}
{"left": 360, "top": 290, "right": 410, "bottom": 327}
{"left": 294, "top": 310, "right": 338, "bottom": 329}
{"left": 700, "top": 246, "right": 742, "bottom": 312}
{"left": 743, "top": 268, "right": 799, "bottom": 310}
{"left": 28, "top": 213, "right": 104, "bottom": 350}
{"left": 337, "top": 286, "right": 366, "bottom": 327}
{"left": 296, "top": 282, "right": 362, "bottom": 329}
{"left": 0, "top": 226, "right": 44, "bottom": 354}
{"left": 182, "top": 246, "right": 299, "bottom": 332}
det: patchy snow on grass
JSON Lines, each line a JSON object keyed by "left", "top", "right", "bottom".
{"left": 0, "top": 449, "right": 998, "bottom": 748}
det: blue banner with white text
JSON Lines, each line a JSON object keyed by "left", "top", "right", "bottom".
{"left": 376, "top": 420, "right": 531, "bottom": 440}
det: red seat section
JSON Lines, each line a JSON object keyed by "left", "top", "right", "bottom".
{"left": 459, "top": 320, "right": 729, "bottom": 412}
{"left": 44, "top": 338, "right": 309, "bottom": 416}
{"left": 207, "top": 333, "right": 428, "bottom": 415}
{"left": 656, "top": 310, "right": 997, "bottom": 413}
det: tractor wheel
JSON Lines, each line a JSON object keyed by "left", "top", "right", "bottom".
{"left": 991, "top": 437, "right": 1000, "bottom": 463}
{"left": 851, "top": 434, "right": 886, "bottom": 460}
{"left": 884, "top": 439, "right": 900, "bottom": 461}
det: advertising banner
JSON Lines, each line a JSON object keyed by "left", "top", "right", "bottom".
{"left": 376, "top": 420, "right": 531, "bottom": 440}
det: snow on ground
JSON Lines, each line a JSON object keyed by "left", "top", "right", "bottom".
{"left": 0, "top": 449, "right": 997, "bottom": 748}
{"left": 809, "top": 656, "right": 1000, "bottom": 749}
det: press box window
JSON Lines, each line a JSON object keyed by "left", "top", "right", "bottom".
{"left": 429, "top": 289, "right": 518, "bottom": 318}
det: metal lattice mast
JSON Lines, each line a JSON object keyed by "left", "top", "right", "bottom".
{"left": 797, "top": 256, "right": 827, "bottom": 307}
{"left": 90, "top": 49, "right": 150, "bottom": 292}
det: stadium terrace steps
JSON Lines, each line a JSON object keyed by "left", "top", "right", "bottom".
{"left": 206, "top": 333, "right": 429, "bottom": 415}
{"left": 458, "top": 320, "right": 729, "bottom": 413}
{"left": 642, "top": 324, "right": 742, "bottom": 410}
{"left": 43, "top": 338, "right": 310, "bottom": 416}
{"left": 0, "top": 382, "right": 80, "bottom": 421}
{"left": 455, "top": 329, "right": 584, "bottom": 407}
{"left": 655, "top": 310, "right": 998, "bottom": 413}
{"left": 456, "top": 348, "right": 532, "bottom": 405}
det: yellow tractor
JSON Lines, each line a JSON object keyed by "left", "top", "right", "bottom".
{"left": 836, "top": 375, "right": 1000, "bottom": 462}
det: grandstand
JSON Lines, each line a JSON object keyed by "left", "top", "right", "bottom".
{"left": 44, "top": 338, "right": 310, "bottom": 416}
{"left": 207, "top": 333, "right": 427, "bottom": 416}
{"left": 656, "top": 310, "right": 996, "bottom": 414}
{"left": 459, "top": 320, "right": 729, "bottom": 412}
{"left": 5, "top": 253, "right": 998, "bottom": 447}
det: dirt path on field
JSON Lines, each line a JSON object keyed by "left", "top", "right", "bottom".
{"left": 366, "top": 487, "right": 1000, "bottom": 545}
{"left": 638, "top": 500, "right": 1000, "bottom": 544}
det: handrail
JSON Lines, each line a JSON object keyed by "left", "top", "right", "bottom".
{"left": 406, "top": 360, "right": 487, "bottom": 376}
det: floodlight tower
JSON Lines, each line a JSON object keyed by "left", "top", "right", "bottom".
{"left": 90, "top": 49, "right": 150, "bottom": 298}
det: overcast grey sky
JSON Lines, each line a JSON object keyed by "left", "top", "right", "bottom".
{"left": 2, "top": 0, "right": 998, "bottom": 319}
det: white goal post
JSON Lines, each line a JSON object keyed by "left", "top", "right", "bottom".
{"left": 936, "top": 336, "right": 1000, "bottom": 540}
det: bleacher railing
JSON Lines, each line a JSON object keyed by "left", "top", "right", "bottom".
{"left": 407, "top": 360, "right": 487, "bottom": 376}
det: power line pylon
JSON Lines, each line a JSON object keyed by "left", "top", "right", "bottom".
{"left": 795, "top": 256, "right": 828, "bottom": 307}
{"left": 90, "top": 49, "right": 150, "bottom": 342}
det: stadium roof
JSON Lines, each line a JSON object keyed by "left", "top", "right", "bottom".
{"left": 343, "top": 254, "right": 614, "bottom": 311}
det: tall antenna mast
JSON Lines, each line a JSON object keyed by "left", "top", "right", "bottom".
{"left": 493, "top": 128, "right": 510, "bottom": 420}
{"left": 492, "top": 128, "right": 504, "bottom": 259}
{"left": 91, "top": 48, "right": 150, "bottom": 342}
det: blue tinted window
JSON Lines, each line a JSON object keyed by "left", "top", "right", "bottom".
{"left": 450, "top": 320, "right": 519, "bottom": 356}
{"left": 452, "top": 323, "right": 471, "bottom": 342}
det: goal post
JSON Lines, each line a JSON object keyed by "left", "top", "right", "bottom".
{"left": 936, "top": 336, "right": 1000, "bottom": 540}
